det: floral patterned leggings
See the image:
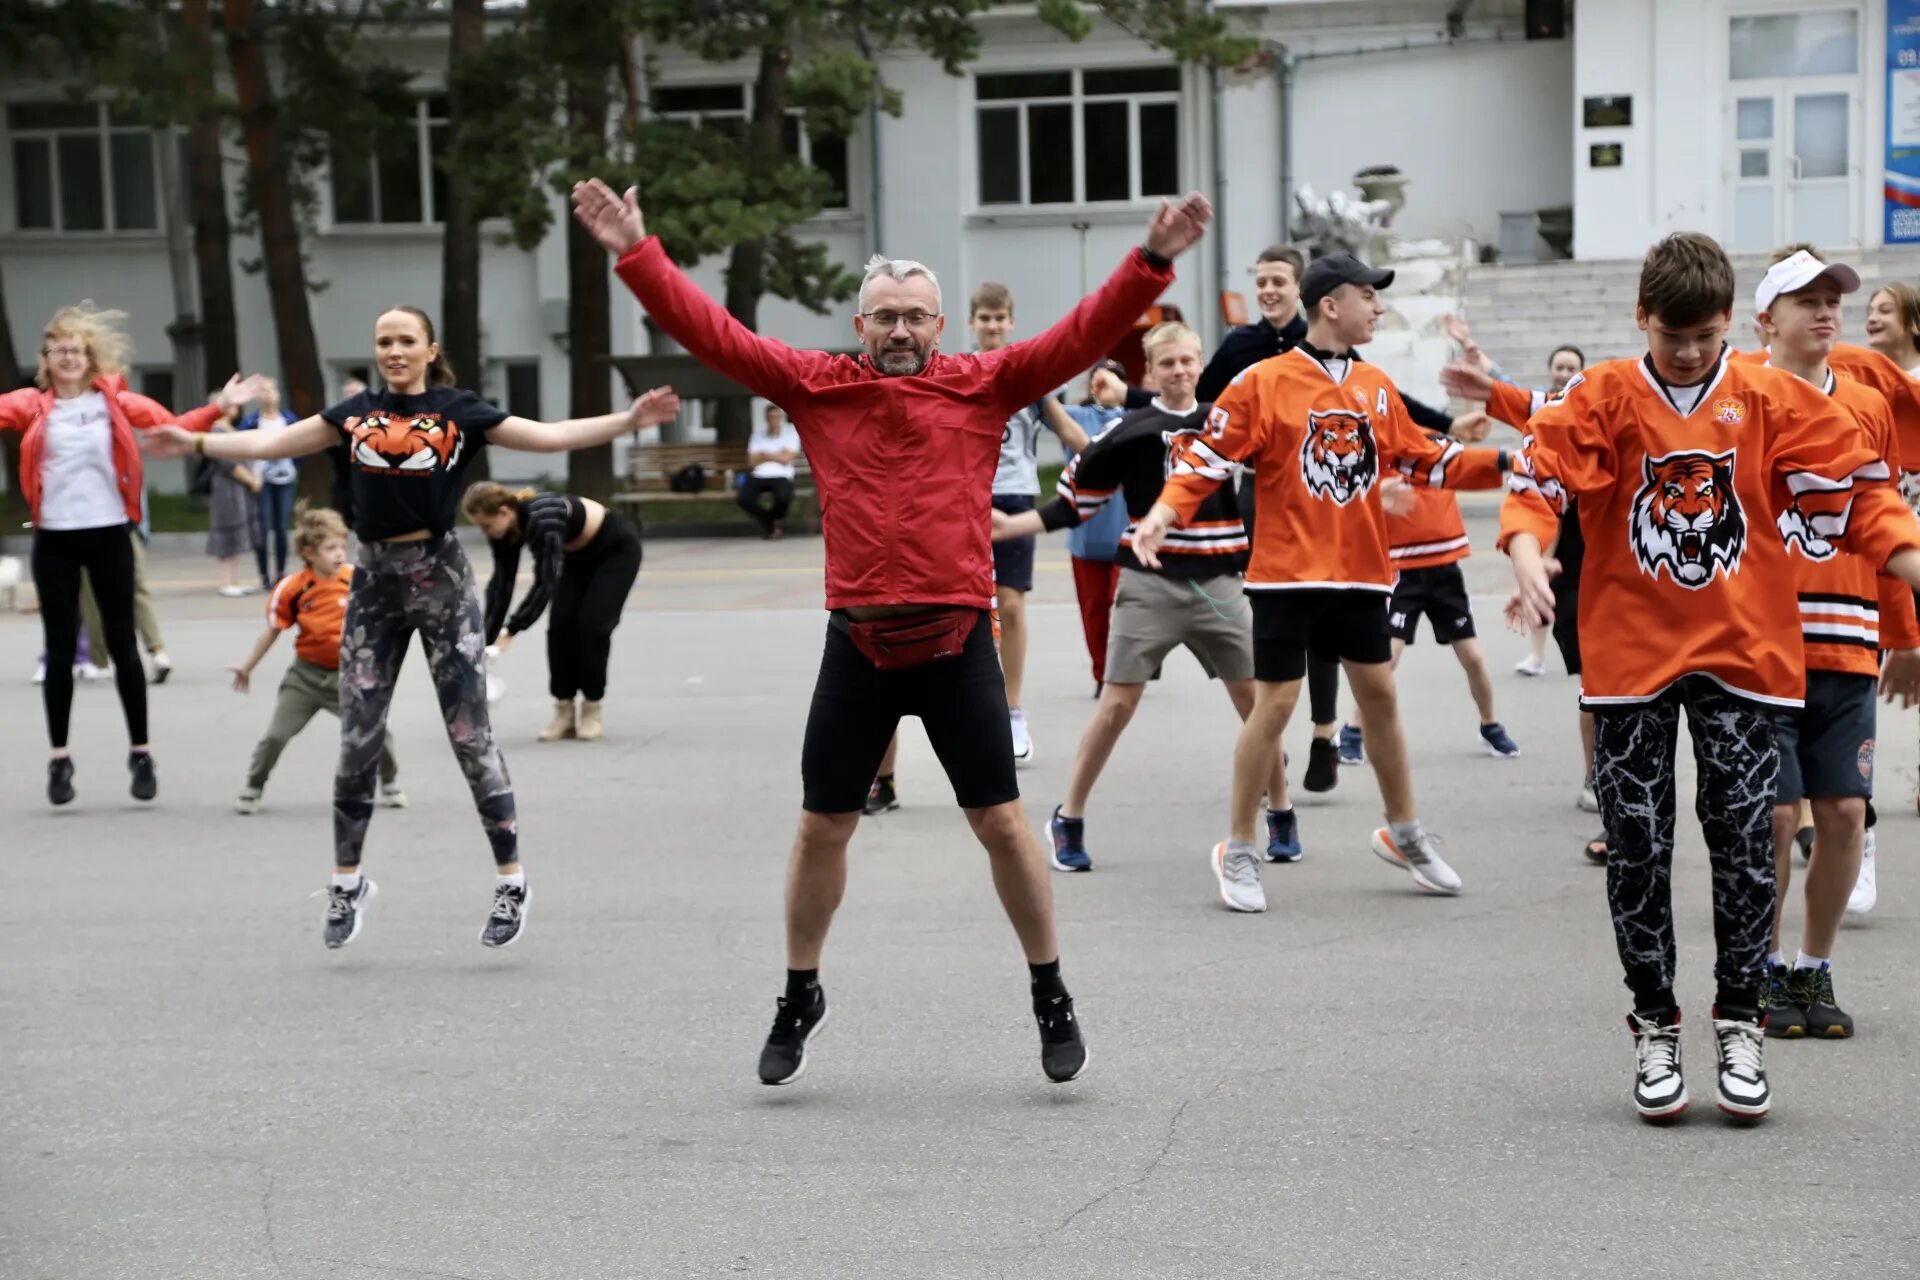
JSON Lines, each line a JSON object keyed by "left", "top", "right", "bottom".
{"left": 335, "top": 536, "right": 517, "bottom": 868}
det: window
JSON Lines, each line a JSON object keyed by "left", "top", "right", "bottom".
{"left": 8, "top": 102, "right": 160, "bottom": 233}
{"left": 138, "top": 368, "right": 175, "bottom": 408}
{"left": 652, "top": 84, "right": 849, "bottom": 210}
{"left": 492, "top": 360, "right": 541, "bottom": 419}
{"left": 974, "top": 66, "right": 1181, "bottom": 207}
{"left": 1730, "top": 13, "right": 1858, "bottom": 80}
{"left": 331, "top": 95, "right": 449, "bottom": 225}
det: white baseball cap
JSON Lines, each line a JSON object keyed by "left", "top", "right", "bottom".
{"left": 1754, "top": 250, "right": 1860, "bottom": 316}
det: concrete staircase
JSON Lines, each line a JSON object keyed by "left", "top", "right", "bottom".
{"left": 1461, "top": 246, "right": 1920, "bottom": 383}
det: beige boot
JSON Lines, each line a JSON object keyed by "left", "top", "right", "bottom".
{"left": 538, "top": 699, "right": 577, "bottom": 741}
{"left": 577, "top": 699, "right": 604, "bottom": 741}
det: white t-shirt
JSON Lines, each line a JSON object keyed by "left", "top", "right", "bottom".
{"left": 37, "top": 391, "right": 127, "bottom": 531}
{"left": 249, "top": 410, "right": 299, "bottom": 486}
{"left": 747, "top": 424, "right": 803, "bottom": 480}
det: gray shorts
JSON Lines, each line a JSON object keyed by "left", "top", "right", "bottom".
{"left": 1105, "top": 568, "right": 1254, "bottom": 684}
{"left": 1774, "top": 670, "right": 1877, "bottom": 805}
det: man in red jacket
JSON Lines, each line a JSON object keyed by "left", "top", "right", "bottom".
{"left": 573, "top": 176, "right": 1211, "bottom": 1088}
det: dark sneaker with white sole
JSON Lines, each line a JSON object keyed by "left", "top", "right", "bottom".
{"left": 128, "top": 751, "right": 156, "bottom": 801}
{"left": 1049, "top": 806, "right": 1092, "bottom": 872}
{"left": 1711, "top": 1008, "right": 1770, "bottom": 1121}
{"left": 1803, "top": 966, "right": 1853, "bottom": 1039}
{"left": 1627, "top": 1008, "right": 1688, "bottom": 1122}
{"left": 48, "top": 757, "right": 75, "bottom": 806}
{"left": 1265, "top": 808, "right": 1303, "bottom": 863}
{"left": 481, "top": 882, "right": 529, "bottom": 947}
{"left": 323, "top": 878, "right": 378, "bottom": 949}
{"left": 1036, "top": 992, "right": 1088, "bottom": 1082}
{"left": 1764, "top": 964, "right": 1808, "bottom": 1039}
{"left": 759, "top": 987, "right": 829, "bottom": 1085}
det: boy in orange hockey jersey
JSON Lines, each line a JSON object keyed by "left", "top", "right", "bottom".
{"left": 1744, "top": 249, "right": 1920, "bottom": 1040}
{"left": 1339, "top": 483, "right": 1520, "bottom": 762}
{"left": 1502, "top": 234, "right": 1920, "bottom": 1124}
{"left": 1133, "top": 254, "right": 1510, "bottom": 911}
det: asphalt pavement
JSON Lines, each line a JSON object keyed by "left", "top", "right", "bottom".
{"left": 4, "top": 505, "right": 1918, "bottom": 1278}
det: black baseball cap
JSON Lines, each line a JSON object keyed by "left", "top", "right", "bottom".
{"left": 1299, "top": 254, "right": 1395, "bottom": 309}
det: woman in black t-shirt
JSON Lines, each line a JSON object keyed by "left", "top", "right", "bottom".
{"left": 462, "top": 482, "right": 643, "bottom": 743}
{"left": 146, "top": 305, "right": 680, "bottom": 952}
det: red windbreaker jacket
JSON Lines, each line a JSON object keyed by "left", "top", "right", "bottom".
{"left": 614, "top": 237, "right": 1173, "bottom": 610}
{"left": 0, "top": 374, "right": 222, "bottom": 525}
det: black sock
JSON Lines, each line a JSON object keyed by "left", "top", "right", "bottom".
{"left": 1631, "top": 988, "right": 1678, "bottom": 1022}
{"left": 1029, "top": 958, "right": 1066, "bottom": 999}
{"left": 1715, "top": 985, "right": 1760, "bottom": 1020}
{"left": 785, "top": 968, "right": 819, "bottom": 1003}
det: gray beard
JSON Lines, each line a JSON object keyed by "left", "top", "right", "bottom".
{"left": 876, "top": 348, "right": 929, "bottom": 376}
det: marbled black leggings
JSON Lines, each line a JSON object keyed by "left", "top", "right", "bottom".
{"left": 1591, "top": 677, "right": 1778, "bottom": 1011}
{"left": 335, "top": 536, "right": 516, "bottom": 868}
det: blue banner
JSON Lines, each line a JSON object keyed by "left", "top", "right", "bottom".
{"left": 1889, "top": 0, "right": 1920, "bottom": 242}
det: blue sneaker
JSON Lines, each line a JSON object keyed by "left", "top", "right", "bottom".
{"left": 1049, "top": 806, "right": 1093, "bottom": 872}
{"left": 1479, "top": 722, "right": 1521, "bottom": 758}
{"left": 1337, "top": 724, "right": 1365, "bottom": 766}
{"left": 1265, "top": 808, "right": 1303, "bottom": 863}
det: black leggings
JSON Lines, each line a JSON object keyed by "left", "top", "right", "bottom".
{"left": 548, "top": 514, "right": 643, "bottom": 701}
{"left": 1307, "top": 653, "right": 1340, "bottom": 727}
{"left": 32, "top": 524, "right": 146, "bottom": 750}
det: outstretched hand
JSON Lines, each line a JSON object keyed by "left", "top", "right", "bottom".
{"left": 1440, "top": 361, "right": 1494, "bottom": 402}
{"left": 1142, "top": 193, "right": 1213, "bottom": 261}
{"left": 572, "top": 179, "right": 647, "bottom": 257}
{"left": 227, "top": 665, "right": 251, "bottom": 694}
{"left": 140, "top": 424, "right": 196, "bottom": 459}
{"left": 629, "top": 386, "right": 681, "bottom": 429}
{"left": 1449, "top": 410, "right": 1493, "bottom": 443}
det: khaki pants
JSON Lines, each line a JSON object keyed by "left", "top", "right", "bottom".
{"left": 250, "top": 657, "right": 399, "bottom": 792}
{"left": 81, "top": 531, "right": 162, "bottom": 661}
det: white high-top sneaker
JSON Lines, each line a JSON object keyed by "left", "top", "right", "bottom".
{"left": 1846, "top": 829, "right": 1877, "bottom": 916}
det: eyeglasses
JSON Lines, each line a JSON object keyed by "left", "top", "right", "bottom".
{"left": 861, "top": 310, "right": 940, "bottom": 330}
{"left": 44, "top": 345, "right": 87, "bottom": 359}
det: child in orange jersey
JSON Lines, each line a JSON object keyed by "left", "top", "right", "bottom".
{"left": 228, "top": 506, "right": 403, "bottom": 815}
{"left": 1133, "top": 254, "right": 1511, "bottom": 911}
{"left": 1339, "top": 481, "right": 1521, "bottom": 763}
{"left": 1744, "top": 249, "right": 1920, "bottom": 1039}
{"left": 1501, "top": 233, "right": 1920, "bottom": 1125}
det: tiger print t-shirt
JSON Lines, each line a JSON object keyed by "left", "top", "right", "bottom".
{"left": 1499, "top": 350, "right": 1919, "bottom": 709}
{"left": 321, "top": 386, "right": 508, "bottom": 543}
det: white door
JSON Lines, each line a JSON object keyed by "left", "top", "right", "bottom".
{"left": 1726, "top": 10, "right": 1863, "bottom": 251}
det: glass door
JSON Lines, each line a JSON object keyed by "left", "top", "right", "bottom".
{"left": 1728, "top": 87, "right": 1857, "bottom": 250}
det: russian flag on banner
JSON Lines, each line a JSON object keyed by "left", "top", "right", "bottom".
{"left": 1887, "top": 170, "right": 1920, "bottom": 209}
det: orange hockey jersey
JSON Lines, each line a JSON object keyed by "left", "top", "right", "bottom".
{"left": 1161, "top": 348, "right": 1504, "bottom": 592}
{"left": 1781, "top": 369, "right": 1920, "bottom": 675}
{"left": 1500, "top": 350, "right": 1919, "bottom": 707}
{"left": 1734, "top": 343, "right": 1920, "bottom": 474}
{"left": 1390, "top": 485, "right": 1470, "bottom": 570}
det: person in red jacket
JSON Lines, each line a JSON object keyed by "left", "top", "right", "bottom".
{"left": 573, "top": 175, "right": 1210, "bottom": 1088}
{"left": 0, "top": 302, "right": 254, "bottom": 806}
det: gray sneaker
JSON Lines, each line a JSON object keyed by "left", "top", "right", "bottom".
{"left": 1370, "top": 826, "right": 1463, "bottom": 895}
{"left": 1211, "top": 841, "right": 1267, "bottom": 913}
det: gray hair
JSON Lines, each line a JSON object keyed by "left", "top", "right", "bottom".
{"left": 858, "top": 254, "right": 942, "bottom": 314}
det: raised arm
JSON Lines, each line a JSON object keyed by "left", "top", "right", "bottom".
{"left": 489, "top": 387, "right": 680, "bottom": 453}
{"left": 987, "top": 194, "right": 1209, "bottom": 409}
{"left": 142, "top": 413, "right": 337, "bottom": 462}
{"left": 1040, "top": 397, "right": 1090, "bottom": 454}
{"left": 574, "top": 178, "right": 830, "bottom": 405}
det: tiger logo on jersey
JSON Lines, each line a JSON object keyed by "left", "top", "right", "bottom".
{"left": 1300, "top": 409, "right": 1378, "bottom": 506}
{"left": 347, "top": 411, "right": 463, "bottom": 474}
{"left": 1629, "top": 449, "right": 1746, "bottom": 588}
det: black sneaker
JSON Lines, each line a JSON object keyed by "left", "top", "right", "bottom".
{"left": 863, "top": 776, "right": 899, "bottom": 815}
{"left": 1049, "top": 806, "right": 1092, "bottom": 872}
{"left": 481, "top": 881, "right": 529, "bottom": 947}
{"left": 48, "top": 757, "right": 75, "bottom": 806}
{"left": 323, "top": 878, "right": 378, "bottom": 949}
{"left": 1303, "top": 737, "right": 1338, "bottom": 793}
{"left": 128, "top": 751, "right": 156, "bottom": 802}
{"left": 1804, "top": 966, "right": 1854, "bottom": 1039}
{"left": 1795, "top": 825, "right": 1814, "bottom": 863}
{"left": 1627, "top": 1009, "right": 1688, "bottom": 1122}
{"left": 759, "top": 986, "right": 829, "bottom": 1085}
{"left": 1764, "top": 964, "right": 1808, "bottom": 1039}
{"left": 1711, "top": 1007, "right": 1771, "bottom": 1120}
{"left": 1036, "top": 992, "right": 1088, "bottom": 1083}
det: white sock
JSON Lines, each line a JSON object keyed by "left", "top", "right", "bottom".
{"left": 1794, "top": 951, "right": 1829, "bottom": 971}
{"left": 1389, "top": 819, "right": 1424, "bottom": 848}
{"left": 1009, "top": 706, "right": 1025, "bottom": 720}
{"left": 1767, "top": 950, "right": 1785, "bottom": 970}
{"left": 332, "top": 872, "right": 361, "bottom": 891}
{"left": 499, "top": 871, "right": 526, "bottom": 888}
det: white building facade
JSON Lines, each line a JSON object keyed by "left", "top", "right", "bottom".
{"left": 0, "top": 1, "right": 1909, "bottom": 485}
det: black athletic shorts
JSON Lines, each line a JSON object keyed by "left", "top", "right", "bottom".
{"left": 991, "top": 494, "right": 1037, "bottom": 594}
{"left": 1773, "top": 670, "right": 1876, "bottom": 805}
{"left": 801, "top": 609, "right": 1019, "bottom": 813}
{"left": 1551, "top": 578, "right": 1581, "bottom": 676}
{"left": 1249, "top": 589, "right": 1394, "bottom": 682}
{"left": 1387, "top": 563, "right": 1475, "bottom": 645}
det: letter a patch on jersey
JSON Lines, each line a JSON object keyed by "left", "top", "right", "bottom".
{"left": 1300, "top": 409, "right": 1379, "bottom": 507}
{"left": 1628, "top": 448, "right": 1746, "bottom": 589}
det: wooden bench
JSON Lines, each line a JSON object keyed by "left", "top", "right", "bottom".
{"left": 611, "top": 441, "right": 815, "bottom": 510}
